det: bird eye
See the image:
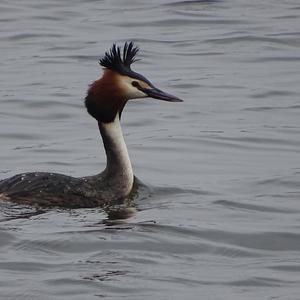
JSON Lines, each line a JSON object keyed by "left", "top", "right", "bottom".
{"left": 131, "top": 81, "right": 140, "bottom": 87}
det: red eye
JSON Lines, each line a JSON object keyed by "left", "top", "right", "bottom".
{"left": 131, "top": 81, "right": 140, "bottom": 87}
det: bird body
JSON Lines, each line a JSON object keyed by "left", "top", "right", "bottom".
{"left": 0, "top": 42, "right": 182, "bottom": 208}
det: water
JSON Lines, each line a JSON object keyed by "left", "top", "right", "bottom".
{"left": 1, "top": 0, "right": 300, "bottom": 299}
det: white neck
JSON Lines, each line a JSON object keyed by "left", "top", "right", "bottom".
{"left": 98, "top": 114, "right": 134, "bottom": 197}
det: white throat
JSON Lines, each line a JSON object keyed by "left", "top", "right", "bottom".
{"left": 98, "top": 114, "right": 134, "bottom": 196}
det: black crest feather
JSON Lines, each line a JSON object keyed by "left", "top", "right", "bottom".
{"left": 99, "top": 42, "right": 139, "bottom": 75}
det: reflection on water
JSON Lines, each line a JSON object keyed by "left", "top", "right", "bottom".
{"left": 1, "top": 0, "right": 300, "bottom": 299}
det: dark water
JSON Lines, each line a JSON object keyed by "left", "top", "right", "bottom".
{"left": 1, "top": 0, "right": 300, "bottom": 299}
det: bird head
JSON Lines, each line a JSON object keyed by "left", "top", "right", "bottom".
{"left": 85, "top": 42, "right": 182, "bottom": 123}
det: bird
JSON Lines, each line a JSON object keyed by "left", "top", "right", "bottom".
{"left": 0, "top": 42, "right": 182, "bottom": 209}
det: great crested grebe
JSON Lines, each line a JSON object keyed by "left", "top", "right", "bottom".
{"left": 0, "top": 42, "right": 182, "bottom": 208}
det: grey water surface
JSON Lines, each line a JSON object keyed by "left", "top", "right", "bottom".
{"left": 1, "top": 0, "right": 300, "bottom": 299}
